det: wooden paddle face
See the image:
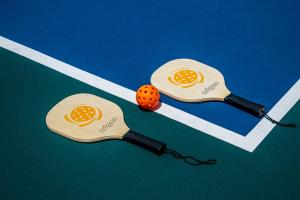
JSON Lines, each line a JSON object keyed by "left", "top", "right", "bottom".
{"left": 151, "top": 59, "right": 230, "bottom": 102}
{"left": 46, "top": 93, "right": 129, "bottom": 142}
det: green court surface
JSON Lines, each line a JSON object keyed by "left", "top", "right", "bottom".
{"left": 1, "top": 47, "right": 300, "bottom": 199}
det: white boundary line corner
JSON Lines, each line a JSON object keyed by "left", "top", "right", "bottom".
{"left": 1, "top": 36, "right": 299, "bottom": 152}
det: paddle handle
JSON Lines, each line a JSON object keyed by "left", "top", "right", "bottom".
{"left": 123, "top": 131, "right": 166, "bottom": 155}
{"left": 224, "top": 93, "right": 265, "bottom": 118}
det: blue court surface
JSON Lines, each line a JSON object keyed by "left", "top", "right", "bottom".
{"left": 1, "top": 0, "right": 299, "bottom": 151}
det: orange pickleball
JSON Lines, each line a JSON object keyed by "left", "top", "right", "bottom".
{"left": 136, "top": 85, "right": 160, "bottom": 111}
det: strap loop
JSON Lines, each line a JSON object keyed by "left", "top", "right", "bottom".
{"left": 163, "top": 148, "right": 217, "bottom": 166}
{"left": 263, "top": 113, "right": 296, "bottom": 128}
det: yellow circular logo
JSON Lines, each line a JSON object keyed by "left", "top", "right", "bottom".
{"left": 168, "top": 69, "right": 204, "bottom": 88}
{"left": 64, "top": 105, "right": 102, "bottom": 127}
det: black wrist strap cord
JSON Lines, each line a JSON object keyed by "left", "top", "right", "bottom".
{"left": 224, "top": 93, "right": 296, "bottom": 128}
{"left": 263, "top": 113, "right": 296, "bottom": 127}
{"left": 123, "top": 131, "right": 217, "bottom": 166}
{"left": 163, "top": 148, "right": 217, "bottom": 165}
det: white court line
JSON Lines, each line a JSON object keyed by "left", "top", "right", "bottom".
{"left": 0, "top": 36, "right": 299, "bottom": 152}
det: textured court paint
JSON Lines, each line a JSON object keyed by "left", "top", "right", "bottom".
{"left": 0, "top": 39, "right": 299, "bottom": 152}
{"left": 0, "top": 37, "right": 245, "bottom": 151}
{"left": 1, "top": 0, "right": 300, "bottom": 135}
{"left": 1, "top": 45, "right": 300, "bottom": 200}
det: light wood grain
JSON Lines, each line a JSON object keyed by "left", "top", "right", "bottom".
{"left": 151, "top": 59, "right": 230, "bottom": 102}
{"left": 46, "top": 93, "right": 129, "bottom": 142}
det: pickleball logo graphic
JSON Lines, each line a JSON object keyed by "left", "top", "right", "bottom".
{"left": 64, "top": 105, "right": 102, "bottom": 127}
{"left": 168, "top": 68, "right": 204, "bottom": 88}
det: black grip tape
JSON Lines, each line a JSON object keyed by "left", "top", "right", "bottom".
{"left": 224, "top": 93, "right": 265, "bottom": 118}
{"left": 123, "top": 131, "right": 166, "bottom": 155}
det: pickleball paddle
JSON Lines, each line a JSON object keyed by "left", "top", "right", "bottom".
{"left": 46, "top": 93, "right": 216, "bottom": 165}
{"left": 151, "top": 59, "right": 295, "bottom": 127}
